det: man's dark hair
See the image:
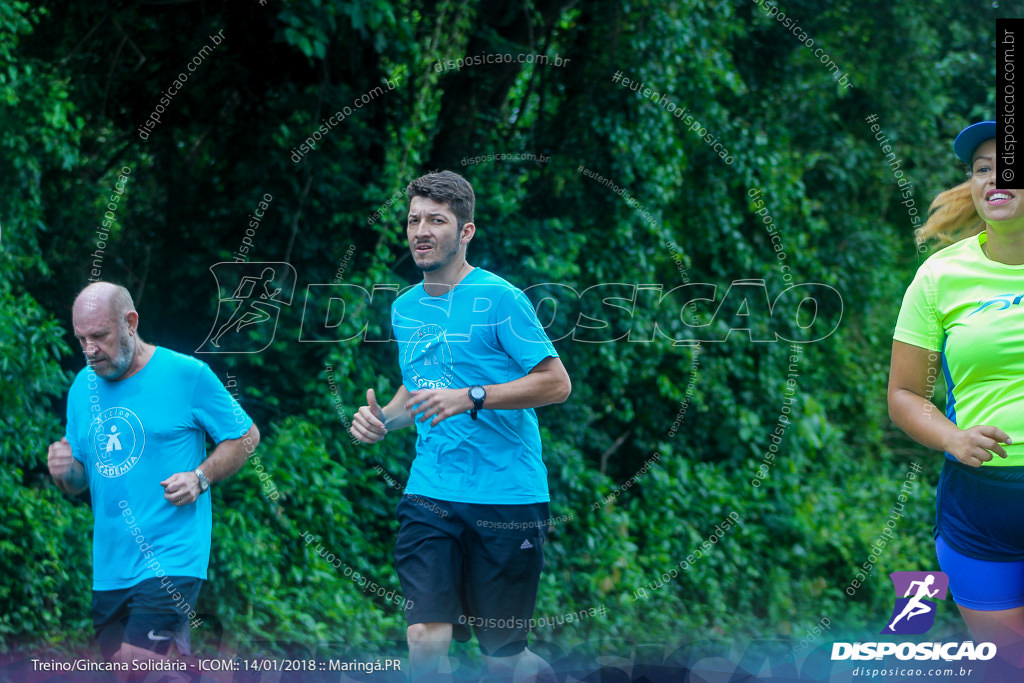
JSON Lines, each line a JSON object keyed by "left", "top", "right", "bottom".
{"left": 406, "top": 170, "right": 475, "bottom": 229}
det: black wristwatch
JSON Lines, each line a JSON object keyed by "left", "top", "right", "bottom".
{"left": 468, "top": 385, "right": 486, "bottom": 420}
{"left": 194, "top": 467, "right": 210, "bottom": 494}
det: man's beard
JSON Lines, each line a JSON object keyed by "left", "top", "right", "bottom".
{"left": 87, "top": 329, "right": 135, "bottom": 380}
{"left": 413, "top": 236, "right": 460, "bottom": 272}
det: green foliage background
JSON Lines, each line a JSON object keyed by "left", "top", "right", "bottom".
{"left": 0, "top": 0, "right": 1002, "bottom": 673}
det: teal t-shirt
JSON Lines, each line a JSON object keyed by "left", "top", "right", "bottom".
{"left": 894, "top": 231, "right": 1024, "bottom": 466}
{"left": 66, "top": 347, "right": 252, "bottom": 590}
{"left": 392, "top": 268, "right": 558, "bottom": 504}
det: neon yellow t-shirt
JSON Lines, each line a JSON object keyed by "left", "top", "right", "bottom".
{"left": 894, "top": 231, "right": 1024, "bottom": 466}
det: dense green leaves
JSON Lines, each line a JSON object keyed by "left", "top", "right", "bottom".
{"left": 2, "top": 0, "right": 1000, "bottom": 666}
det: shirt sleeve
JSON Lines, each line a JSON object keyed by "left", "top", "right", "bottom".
{"left": 65, "top": 375, "right": 88, "bottom": 466}
{"left": 498, "top": 286, "right": 559, "bottom": 374}
{"left": 894, "top": 263, "right": 944, "bottom": 352}
{"left": 190, "top": 363, "right": 253, "bottom": 444}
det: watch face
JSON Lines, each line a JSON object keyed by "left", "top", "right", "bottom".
{"left": 470, "top": 386, "right": 485, "bottom": 400}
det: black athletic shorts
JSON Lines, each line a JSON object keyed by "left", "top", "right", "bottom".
{"left": 394, "top": 494, "right": 549, "bottom": 657}
{"left": 92, "top": 576, "right": 202, "bottom": 659}
{"left": 936, "top": 459, "right": 1024, "bottom": 561}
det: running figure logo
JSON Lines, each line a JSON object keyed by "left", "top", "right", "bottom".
{"left": 197, "top": 262, "right": 296, "bottom": 353}
{"left": 881, "top": 571, "right": 949, "bottom": 635}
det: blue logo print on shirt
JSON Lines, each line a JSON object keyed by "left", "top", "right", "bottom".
{"left": 968, "top": 293, "right": 1024, "bottom": 317}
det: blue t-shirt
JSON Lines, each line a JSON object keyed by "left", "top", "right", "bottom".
{"left": 392, "top": 268, "right": 559, "bottom": 504}
{"left": 66, "top": 347, "right": 252, "bottom": 590}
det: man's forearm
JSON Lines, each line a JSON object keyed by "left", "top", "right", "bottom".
{"left": 402, "top": 358, "right": 571, "bottom": 427}
{"left": 54, "top": 461, "right": 88, "bottom": 496}
{"left": 383, "top": 386, "right": 415, "bottom": 430}
{"left": 481, "top": 358, "right": 571, "bottom": 411}
{"left": 199, "top": 424, "right": 260, "bottom": 483}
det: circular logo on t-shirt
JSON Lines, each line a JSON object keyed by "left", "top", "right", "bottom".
{"left": 405, "top": 325, "right": 454, "bottom": 389}
{"left": 89, "top": 407, "right": 146, "bottom": 478}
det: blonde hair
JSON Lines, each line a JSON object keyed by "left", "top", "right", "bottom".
{"left": 915, "top": 179, "right": 985, "bottom": 248}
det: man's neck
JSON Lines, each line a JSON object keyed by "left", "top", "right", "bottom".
{"left": 422, "top": 261, "right": 474, "bottom": 297}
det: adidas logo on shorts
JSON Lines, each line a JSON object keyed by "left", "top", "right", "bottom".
{"left": 520, "top": 539, "right": 534, "bottom": 550}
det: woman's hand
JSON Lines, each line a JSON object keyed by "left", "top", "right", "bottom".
{"left": 944, "top": 425, "right": 1012, "bottom": 468}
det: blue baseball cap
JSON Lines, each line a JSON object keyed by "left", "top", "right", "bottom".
{"left": 954, "top": 121, "right": 996, "bottom": 164}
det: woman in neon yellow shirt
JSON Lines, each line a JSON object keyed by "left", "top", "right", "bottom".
{"left": 890, "top": 120, "right": 1024, "bottom": 666}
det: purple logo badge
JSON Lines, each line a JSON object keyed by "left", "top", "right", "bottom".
{"left": 881, "top": 571, "right": 949, "bottom": 635}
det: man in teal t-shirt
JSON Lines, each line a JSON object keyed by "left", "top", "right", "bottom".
{"left": 352, "top": 170, "right": 571, "bottom": 682}
{"left": 391, "top": 269, "right": 558, "bottom": 505}
{"left": 47, "top": 282, "right": 260, "bottom": 669}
